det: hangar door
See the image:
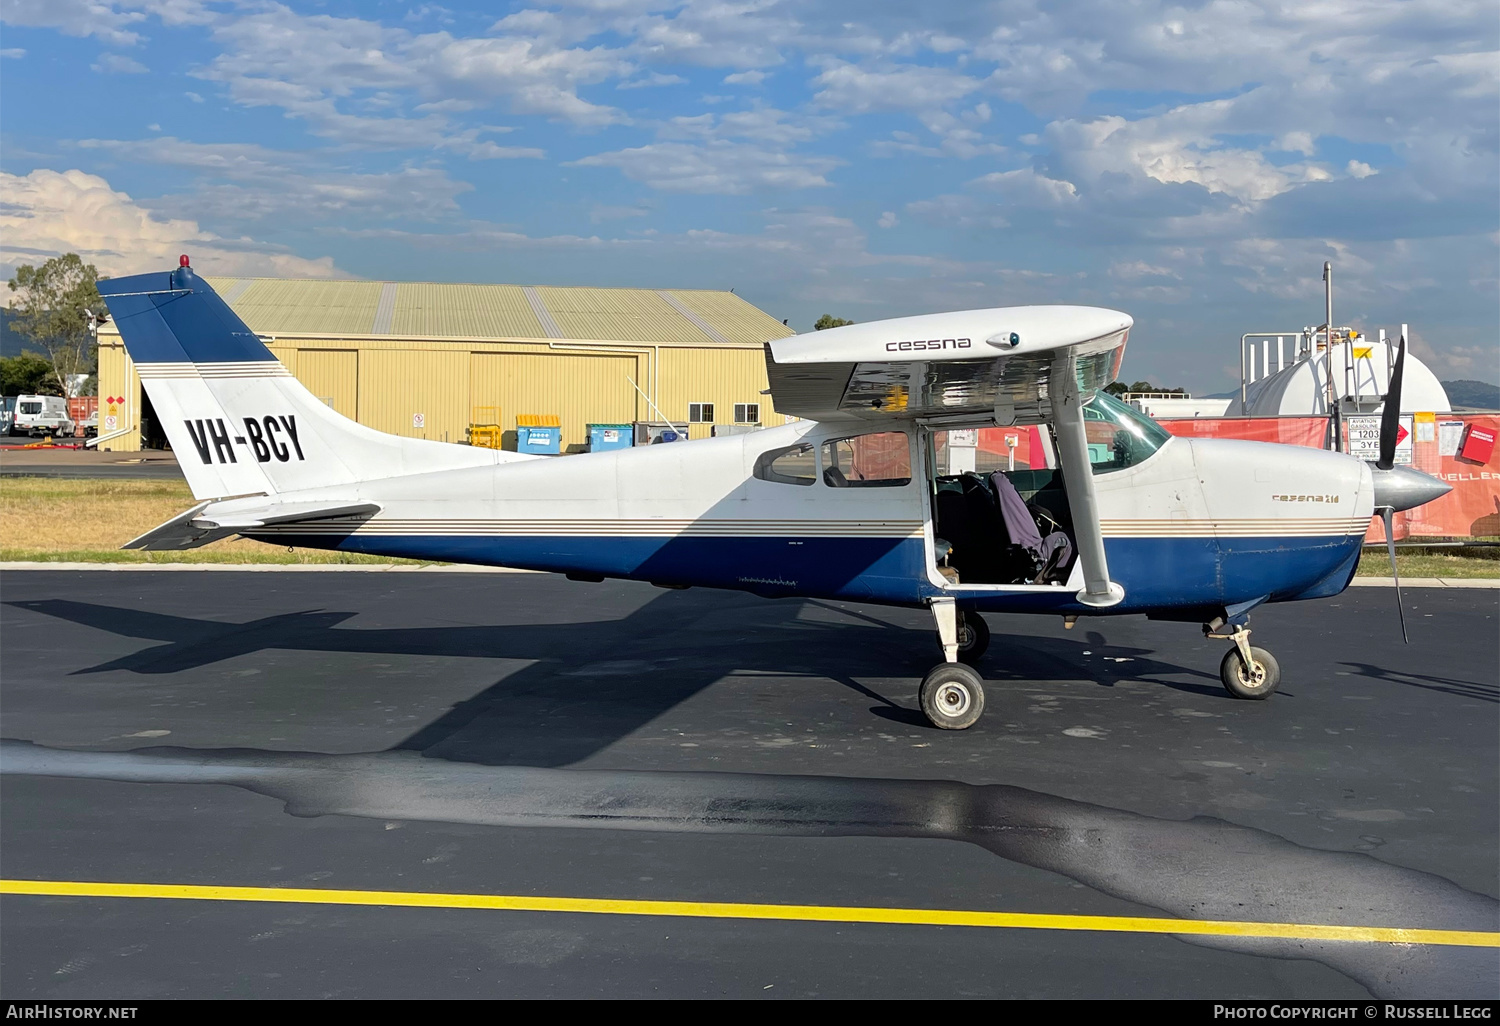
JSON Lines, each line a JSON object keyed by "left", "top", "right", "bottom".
{"left": 297, "top": 349, "right": 358, "bottom": 421}
{"left": 471, "top": 352, "right": 640, "bottom": 450}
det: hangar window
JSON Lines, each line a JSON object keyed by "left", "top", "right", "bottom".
{"left": 689, "top": 402, "right": 715, "bottom": 423}
{"left": 753, "top": 443, "right": 815, "bottom": 486}
{"left": 735, "top": 403, "right": 760, "bottom": 424}
{"left": 822, "top": 432, "right": 911, "bottom": 487}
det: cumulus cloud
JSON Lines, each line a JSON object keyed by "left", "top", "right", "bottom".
{"left": 659, "top": 106, "right": 840, "bottom": 146}
{"left": 569, "top": 141, "right": 840, "bottom": 194}
{"left": 0, "top": 168, "right": 343, "bottom": 279}
{"left": 0, "top": 0, "right": 146, "bottom": 47}
{"left": 617, "top": 71, "right": 686, "bottom": 89}
{"left": 90, "top": 52, "right": 147, "bottom": 74}
{"left": 1042, "top": 103, "right": 1332, "bottom": 207}
{"left": 75, "top": 138, "right": 482, "bottom": 224}
{"left": 812, "top": 59, "right": 982, "bottom": 114}
{"left": 1109, "top": 260, "right": 1179, "bottom": 280}
{"left": 1, "top": 0, "right": 215, "bottom": 46}
{"left": 195, "top": 4, "right": 633, "bottom": 136}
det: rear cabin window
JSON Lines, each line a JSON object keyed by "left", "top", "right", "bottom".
{"left": 822, "top": 432, "right": 911, "bottom": 487}
{"left": 753, "top": 443, "right": 815, "bottom": 486}
{"left": 19, "top": 402, "right": 41, "bottom": 415}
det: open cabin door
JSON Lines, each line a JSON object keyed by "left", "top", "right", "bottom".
{"left": 921, "top": 422, "right": 1081, "bottom": 592}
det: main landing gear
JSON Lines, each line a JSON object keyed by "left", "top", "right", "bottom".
{"left": 916, "top": 601, "right": 1285, "bottom": 728}
{"left": 1204, "top": 616, "right": 1281, "bottom": 700}
{"left": 920, "top": 598, "right": 988, "bottom": 729}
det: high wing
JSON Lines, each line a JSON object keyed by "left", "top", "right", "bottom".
{"left": 765, "top": 305, "right": 1131, "bottom": 424}
{"left": 125, "top": 499, "right": 381, "bottom": 551}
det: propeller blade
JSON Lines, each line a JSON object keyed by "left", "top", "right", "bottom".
{"left": 1381, "top": 506, "right": 1408, "bottom": 644}
{"left": 1377, "top": 333, "right": 1407, "bottom": 470}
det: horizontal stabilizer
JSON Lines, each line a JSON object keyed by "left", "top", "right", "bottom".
{"left": 191, "top": 500, "right": 381, "bottom": 530}
{"left": 124, "top": 500, "right": 380, "bottom": 551}
{"left": 122, "top": 501, "right": 218, "bottom": 551}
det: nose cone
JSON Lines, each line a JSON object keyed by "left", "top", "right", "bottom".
{"left": 1371, "top": 464, "right": 1451, "bottom": 512}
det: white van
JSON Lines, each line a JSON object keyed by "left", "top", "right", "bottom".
{"left": 12, "top": 395, "right": 75, "bottom": 437}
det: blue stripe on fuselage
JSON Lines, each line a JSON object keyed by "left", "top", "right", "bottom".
{"left": 259, "top": 531, "right": 1364, "bottom": 613}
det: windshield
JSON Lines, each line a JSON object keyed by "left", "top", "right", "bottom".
{"left": 1082, "top": 391, "right": 1172, "bottom": 474}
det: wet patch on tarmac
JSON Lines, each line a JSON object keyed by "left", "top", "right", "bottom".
{"left": 3, "top": 738, "right": 1494, "bottom": 998}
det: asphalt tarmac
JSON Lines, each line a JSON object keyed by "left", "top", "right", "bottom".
{"left": 0, "top": 570, "right": 1495, "bottom": 999}
{"left": 0, "top": 445, "right": 184, "bottom": 479}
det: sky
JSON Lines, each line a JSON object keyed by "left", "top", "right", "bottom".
{"left": 0, "top": 0, "right": 1495, "bottom": 394}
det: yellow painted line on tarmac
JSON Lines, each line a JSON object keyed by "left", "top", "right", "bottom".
{"left": 3, "top": 879, "right": 1495, "bottom": 948}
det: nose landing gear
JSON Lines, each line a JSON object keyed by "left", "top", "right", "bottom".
{"left": 955, "top": 609, "right": 989, "bottom": 664}
{"left": 1206, "top": 619, "right": 1281, "bottom": 700}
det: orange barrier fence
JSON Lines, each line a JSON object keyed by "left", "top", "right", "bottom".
{"left": 1159, "top": 414, "right": 1500, "bottom": 541}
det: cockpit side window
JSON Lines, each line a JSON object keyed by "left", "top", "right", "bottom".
{"left": 753, "top": 443, "right": 816, "bottom": 486}
{"left": 1083, "top": 391, "right": 1172, "bottom": 474}
{"left": 821, "top": 431, "right": 912, "bottom": 487}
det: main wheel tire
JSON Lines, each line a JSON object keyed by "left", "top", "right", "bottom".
{"left": 1220, "top": 645, "right": 1280, "bottom": 700}
{"left": 955, "top": 612, "right": 990, "bottom": 665}
{"left": 919, "top": 663, "right": 986, "bottom": 729}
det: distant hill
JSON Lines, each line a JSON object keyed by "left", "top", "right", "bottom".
{"left": 1442, "top": 379, "right": 1500, "bottom": 410}
{"left": 0, "top": 310, "right": 39, "bottom": 359}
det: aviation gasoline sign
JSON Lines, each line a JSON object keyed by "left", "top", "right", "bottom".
{"left": 1346, "top": 414, "right": 1414, "bottom": 465}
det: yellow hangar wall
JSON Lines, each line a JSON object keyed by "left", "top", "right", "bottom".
{"left": 95, "top": 335, "right": 786, "bottom": 453}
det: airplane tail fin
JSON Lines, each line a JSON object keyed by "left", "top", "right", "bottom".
{"left": 98, "top": 260, "right": 519, "bottom": 500}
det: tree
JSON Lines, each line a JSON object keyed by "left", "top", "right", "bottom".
{"left": 814, "top": 314, "right": 854, "bottom": 330}
{"left": 0, "top": 352, "right": 62, "bottom": 396}
{"left": 1106, "top": 379, "right": 1186, "bottom": 396}
{"left": 6, "top": 253, "right": 106, "bottom": 397}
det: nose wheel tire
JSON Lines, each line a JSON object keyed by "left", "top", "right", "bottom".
{"left": 1220, "top": 645, "right": 1280, "bottom": 700}
{"left": 919, "top": 663, "right": 986, "bottom": 729}
{"left": 954, "top": 613, "right": 990, "bottom": 665}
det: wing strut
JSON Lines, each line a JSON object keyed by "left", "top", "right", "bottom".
{"left": 1050, "top": 353, "right": 1125, "bottom": 608}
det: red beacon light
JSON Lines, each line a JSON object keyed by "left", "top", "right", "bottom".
{"left": 179, "top": 254, "right": 190, "bottom": 267}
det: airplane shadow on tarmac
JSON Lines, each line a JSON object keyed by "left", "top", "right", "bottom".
{"left": 7, "top": 592, "right": 1227, "bottom": 766}
{"left": 4, "top": 589, "right": 1498, "bottom": 1000}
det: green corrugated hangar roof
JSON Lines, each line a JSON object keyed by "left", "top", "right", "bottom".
{"left": 195, "top": 277, "right": 795, "bottom": 347}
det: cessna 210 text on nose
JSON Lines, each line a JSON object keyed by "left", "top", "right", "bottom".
{"left": 96, "top": 258, "right": 1448, "bottom": 729}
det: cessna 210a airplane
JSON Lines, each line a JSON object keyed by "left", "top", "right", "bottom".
{"left": 97, "top": 258, "right": 1450, "bottom": 729}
